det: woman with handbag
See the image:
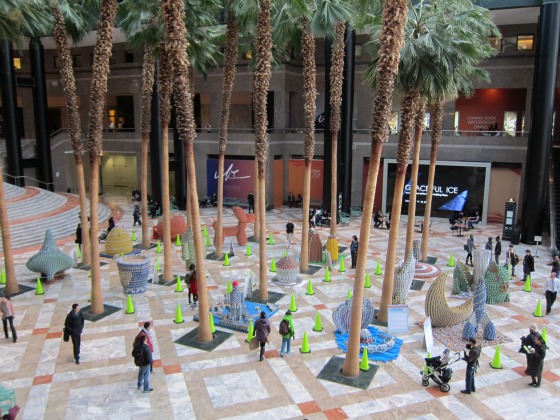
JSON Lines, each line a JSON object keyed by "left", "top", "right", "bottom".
{"left": 254, "top": 311, "right": 270, "bottom": 362}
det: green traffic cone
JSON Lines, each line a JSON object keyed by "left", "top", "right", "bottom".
{"left": 339, "top": 257, "right": 346, "bottom": 273}
{"left": 306, "top": 279, "right": 314, "bottom": 296}
{"left": 0, "top": 269, "right": 6, "bottom": 285}
{"left": 246, "top": 244, "right": 252, "bottom": 256}
{"left": 542, "top": 327, "right": 547, "bottom": 345}
{"left": 447, "top": 253, "right": 455, "bottom": 267}
{"left": 375, "top": 260, "right": 382, "bottom": 275}
{"left": 283, "top": 249, "right": 287, "bottom": 257}
{"left": 126, "top": 295, "right": 135, "bottom": 314}
{"left": 76, "top": 244, "right": 81, "bottom": 259}
{"left": 246, "top": 322, "right": 255, "bottom": 343}
{"left": 176, "top": 234, "right": 181, "bottom": 247}
{"left": 347, "top": 289, "right": 352, "bottom": 300}
{"left": 36, "top": 278, "right": 44, "bottom": 295}
{"left": 205, "top": 234, "right": 211, "bottom": 247}
{"left": 524, "top": 275, "right": 531, "bottom": 292}
{"left": 175, "top": 276, "right": 183, "bottom": 293}
{"left": 313, "top": 312, "right": 323, "bottom": 332}
{"left": 533, "top": 299, "right": 543, "bottom": 317}
{"left": 289, "top": 293, "right": 298, "bottom": 312}
{"left": 360, "top": 348, "right": 370, "bottom": 371}
{"left": 489, "top": 345, "right": 503, "bottom": 369}
{"left": 324, "top": 267, "right": 331, "bottom": 282}
{"left": 299, "top": 331, "right": 311, "bottom": 353}
{"left": 203, "top": 226, "right": 208, "bottom": 237}
{"left": 224, "top": 253, "right": 230, "bottom": 266}
{"left": 268, "top": 232, "right": 274, "bottom": 245}
{"left": 131, "top": 230, "right": 137, "bottom": 241}
{"left": 364, "top": 273, "right": 371, "bottom": 288}
{"left": 270, "top": 257, "right": 276, "bottom": 273}
{"left": 226, "top": 280, "right": 233, "bottom": 294}
{"left": 173, "top": 303, "right": 184, "bottom": 323}
{"left": 156, "top": 240, "right": 162, "bottom": 254}
{"left": 156, "top": 257, "right": 161, "bottom": 272}
{"left": 209, "top": 312, "right": 216, "bottom": 333}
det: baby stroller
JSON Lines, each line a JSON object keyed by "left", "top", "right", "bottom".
{"left": 420, "top": 348, "right": 461, "bottom": 392}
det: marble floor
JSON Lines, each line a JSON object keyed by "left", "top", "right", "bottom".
{"left": 1, "top": 190, "right": 558, "bottom": 419}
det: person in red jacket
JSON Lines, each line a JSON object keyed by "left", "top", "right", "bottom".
{"left": 189, "top": 265, "right": 198, "bottom": 306}
{"left": 135, "top": 322, "right": 154, "bottom": 372}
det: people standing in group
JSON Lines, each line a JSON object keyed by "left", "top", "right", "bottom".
{"left": 134, "top": 335, "right": 153, "bottom": 392}
{"left": 133, "top": 205, "right": 142, "bottom": 226}
{"left": 523, "top": 249, "right": 535, "bottom": 281}
{"left": 527, "top": 336, "right": 546, "bottom": 388}
{"left": 506, "top": 244, "right": 518, "bottom": 277}
{"left": 254, "top": 311, "right": 271, "bottom": 361}
{"left": 135, "top": 322, "right": 154, "bottom": 373}
{"left": 350, "top": 235, "right": 359, "bottom": 269}
{"left": 465, "top": 234, "right": 475, "bottom": 267}
{"left": 520, "top": 324, "right": 542, "bottom": 375}
{"left": 544, "top": 271, "right": 560, "bottom": 315}
{"left": 286, "top": 220, "right": 294, "bottom": 245}
{"left": 461, "top": 338, "right": 481, "bottom": 394}
{"left": 485, "top": 237, "right": 493, "bottom": 251}
{"left": 279, "top": 310, "right": 295, "bottom": 357}
{"left": 187, "top": 264, "right": 198, "bottom": 307}
{"left": 288, "top": 192, "right": 294, "bottom": 208}
{"left": 247, "top": 191, "right": 255, "bottom": 214}
{"left": 494, "top": 236, "right": 502, "bottom": 265}
{"left": 64, "top": 303, "right": 85, "bottom": 364}
{"left": 1, "top": 295, "right": 17, "bottom": 343}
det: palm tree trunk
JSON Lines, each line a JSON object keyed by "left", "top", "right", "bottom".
{"left": 216, "top": 152, "right": 225, "bottom": 255}
{"left": 141, "top": 133, "right": 149, "bottom": 247}
{"left": 404, "top": 95, "right": 424, "bottom": 258}
{"left": 0, "top": 164, "right": 18, "bottom": 294}
{"left": 253, "top": 158, "right": 259, "bottom": 240}
{"left": 140, "top": 47, "right": 154, "bottom": 249}
{"left": 341, "top": 0, "right": 409, "bottom": 378}
{"left": 421, "top": 101, "right": 443, "bottom": 260}
{"left": 75, "top": 159, "right": 91, "bottom": 265}
{"left": 161, "top": 121, "right": 173, "bottom": 282}
{"left": 86, "top": 0, "right": 118, "bottom": 315}
{"left": 300, "top": 160, "right": 311, "bottom": 272}
{"left": 329, "top": 22, "right": 345, "bottom": 237}
{"left": 379, "top": 93, "right": 417, "bottom": 321}
{"left": 258, "top": 169, "right": 268, "bottom": 300}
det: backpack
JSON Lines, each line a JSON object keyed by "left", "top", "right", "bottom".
{"left": 513, "top": 254, "right": 519, "bottom": 265}
{"left": 279, "top": 319, "right": 290, "bottom": 336}
{"left": 132, "top": 343, "right": 144, "bottom": 367}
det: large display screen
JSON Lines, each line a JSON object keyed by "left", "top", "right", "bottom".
{"left": 385, "top": 162, "right": 487, "bottom": 218}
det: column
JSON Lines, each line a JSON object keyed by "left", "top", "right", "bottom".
{"left": 150, "top": 61, "right": 162, "bottom": 204}
{"left": 340, "top": 28, "right": 355, "bottom": 212}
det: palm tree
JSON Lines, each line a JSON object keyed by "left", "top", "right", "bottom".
{"left": 0, "top": 162, "right": 17, "bottom": 294}
{"left": 50, "top": 1, "right": 93, "bottom": 265}
{"left": 215, "top": 0, "right": 239, "bottom": 257}
{"left": 86, "top": 0, "right": 119, "bottom": 315}
{"left": 341, "top": 0, "right": 410, "bottom": 378}
{"left": 161, "top": 0, "right": 212, "bottom": 342}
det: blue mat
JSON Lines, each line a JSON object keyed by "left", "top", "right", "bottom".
{"left": 335, "top": 326, "right": 403, "bottom": 363}
{"left": 201, "top": 300, "right": 279, "bottom": 332}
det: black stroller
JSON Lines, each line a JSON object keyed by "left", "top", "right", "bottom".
{"left": 420, "top": 348, "right": 461, "bottom": 392}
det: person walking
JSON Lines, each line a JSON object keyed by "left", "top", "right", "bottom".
{"left": 64, "top": 303, "right": 85, "bottom": 364}
{"left": 247, "top": 191, "right": 255, "bottom": 214}
{"left": 1, "top": 295, "right": 17, "bottom": 343}
{"left": 134, "top": 335, "right": 154, "bottom": 392}
{"left": 75, "top": 222, "right": 82, "bottom": 245}
{"left": 527, "top": 336, "right": 546, "bottom": 388}
{"left": 485, "top": 237, "right": 493, "bottom": 251}
{"left": 286, "top": 220, "right": 294, "bottom": 245}
{"left": 520, "top": 324, "right": 542, "bottom": 375}
{"left": 506, "top": 244, "right": 518, "bottom": 277}
{"left": 133, "top": 205, "right": 141, "bottom": 226}
{"left": 279, "top": 310, "right": 295, "bottom": 357}
{"left": 523, "top": 249, "right": 535, "bottom": 281}
{"left": 544, "top": 271, "right": 560, "bottom": 315}
{"left": 494, "top": 236, "right": 502, "bottom": 265}
{"left": 188, "top": 264, "right": 198, "bottom": 307}
{"left": 465, "top": 234, "right": 475, "bottom": 267}
{"left": 350, "top": 235, "right": 359, "bottom": 269}
{"left": 254, "top": 311, "right": 270, "bottom": 361}
{"left": 549, "top": 255, "right": 560, "bottom": 278}
{"left": 461, "top": 338, "right": 481, "bottom": 394}
{"left": 135, "top": 322, "right": 154, "bottom": 373}
{"left": 288, "top": 192, "right": 294, "bottom": 208}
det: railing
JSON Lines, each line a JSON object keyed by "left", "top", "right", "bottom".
{"left": 549, "top": 150, "right": 559, "bottom": 256}
{"left": 287, "top": 128, "right": 529, "bottom": 137}
{"left": 1, "top": 173, "right": 54, "bottom": 190}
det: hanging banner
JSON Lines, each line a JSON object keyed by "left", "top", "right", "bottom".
{"left": 207, "top": 158, "right": 255, "bottom": 199}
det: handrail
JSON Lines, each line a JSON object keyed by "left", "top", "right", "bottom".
{"left": 1, "top": 173, "right": 54, "bottom": 189}
{"left": 549, "top": 149, "right": 559, "bottom": 256}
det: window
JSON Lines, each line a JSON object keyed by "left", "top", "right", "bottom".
{"left": 13, "top": 57, "right": 21, "bottom": 69}
{"left": 124, "top": 50, "right": 135, "bottom": 63}
{"left": 72, "top": 55, "right": 82, "bottom": 67}
{"left": 517, "top": 35, "right": 534, "bottom": 50}
{"left": 488, "top": 37, "right": 502, "bottom": 51}
{"left": 355, "top": 44, "right": 362, "bottom": 58}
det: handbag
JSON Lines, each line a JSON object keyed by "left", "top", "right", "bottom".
{"left": 464, "top": 244, "right": 468, "bottom": 251}
{"left": 63, "top": 328, "right": 70, "bottom": 342}
{"left": 249, "top": 336, "right": 259, "bottom": 351}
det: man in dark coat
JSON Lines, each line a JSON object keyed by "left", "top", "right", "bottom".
{"left": 527, "top": 336, "right": 546, "bottom": 387}
{"left": 523, "top": 249, "right": 535, "bottom": 281}
{"left": 461, "top": 338, "right": 481, "bottom": 394}
{"left": 494, "top": 236, "right": 502, "bottom": 265}
{"left": 254, "top": 311, "right": 270, "bottom": 362}
{"left": 247, "top": 191, "right": 255, "bottom": 213}
{"left": 135, "top": 335, "right": 154, "bottom": 392}
{"left": 64, "top": 303, "right": 85, "bottom": 364}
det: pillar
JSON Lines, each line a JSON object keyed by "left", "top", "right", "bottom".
{"left": 340, "top": 28, "right": 355, "bottom": 212}
{"left": 150, "top": 60, "right": 162, "bottom": 204}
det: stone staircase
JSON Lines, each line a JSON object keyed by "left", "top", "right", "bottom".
{"left": 1, "top": 183, "right": 110, "bottom": 252}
